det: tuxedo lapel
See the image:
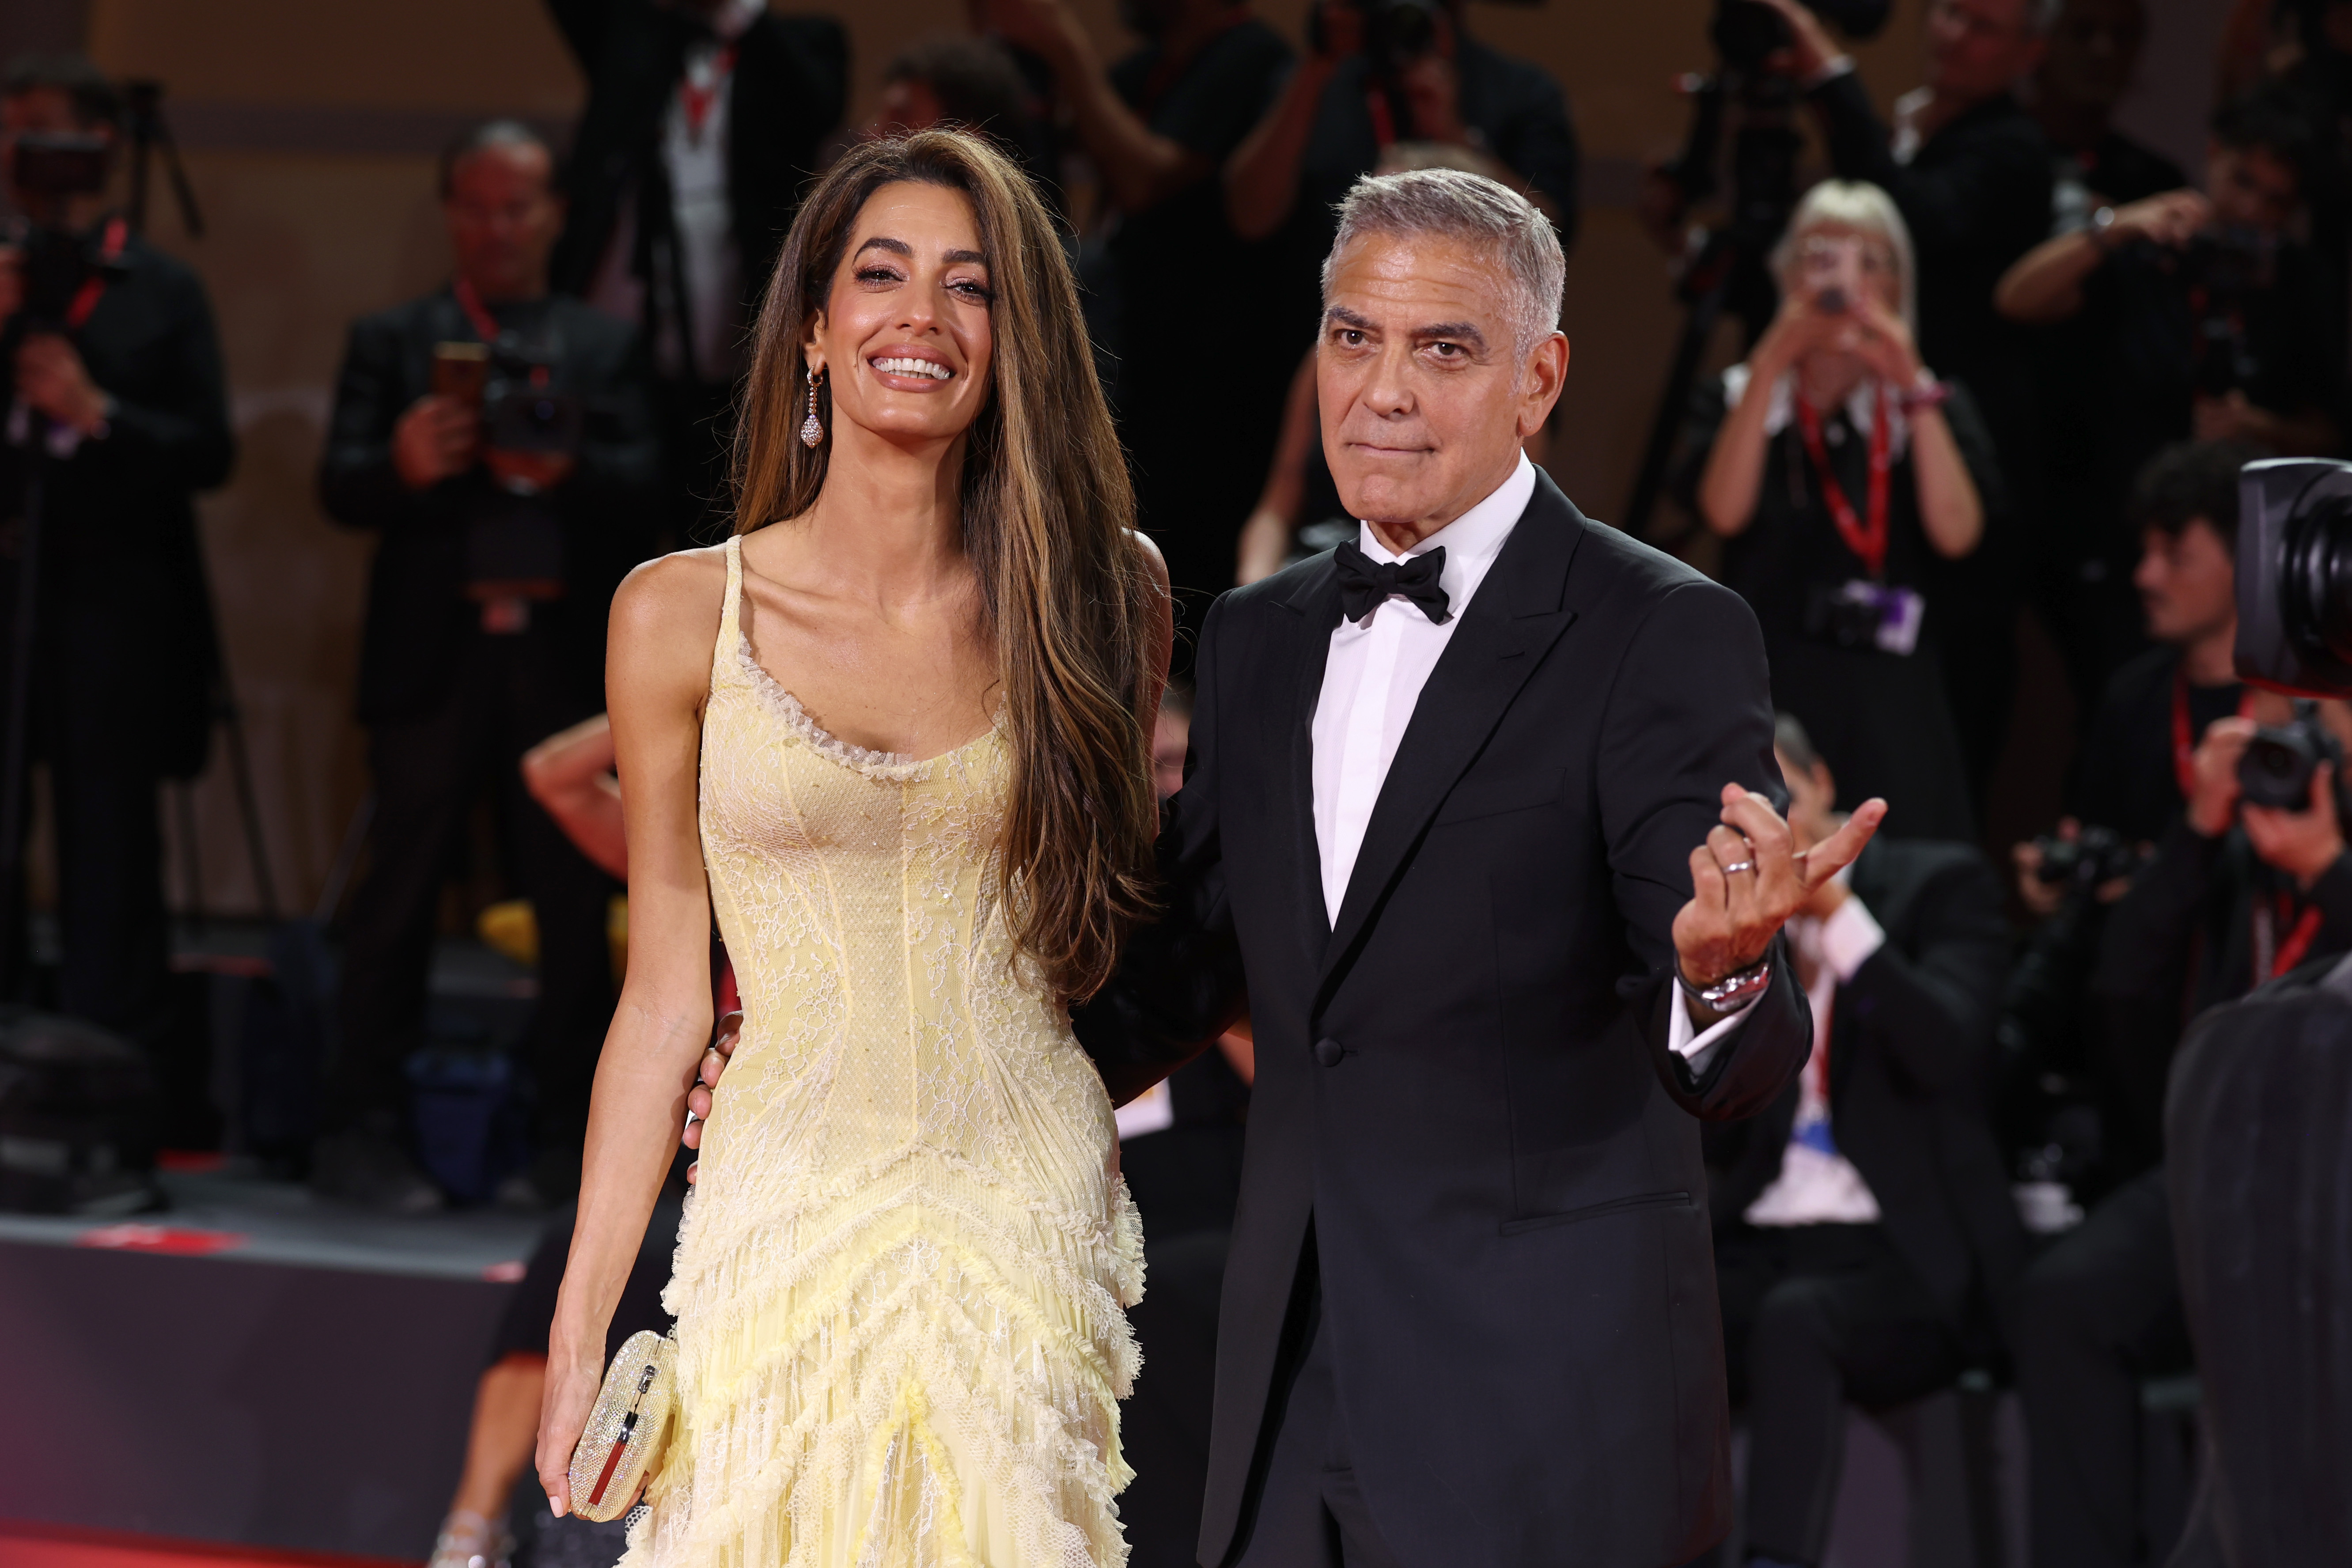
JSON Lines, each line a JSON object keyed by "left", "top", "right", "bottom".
{"left": 1279, "top": 557, "right": 1345, "bottom": 960}
{"left": 1319, "top": 475, "right": 1586, "bottom": 992}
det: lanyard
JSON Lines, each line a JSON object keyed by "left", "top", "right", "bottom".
{"left": 452, "top": 277, "right": 503, "bottom": 345}
{"left": 679, "top": 43, "right": 739, "bottom": 143}
{"left": 2170, "top": 668, "right": 2254, "bottom": 799}
{"left": 62, "top": 216, "right": 130, "bottom": 332}
{"left": 2270, "top": 894, "right": 2325, "bottom": 979}
{"left": 1792, "top": 384, "right": 1891, "bottom": 580}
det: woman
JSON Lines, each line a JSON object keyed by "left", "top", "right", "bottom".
{"left": 1685, "top": 180, "right": 1994, "bottom": 842}
{"left": 534, "top": 130, "right": 1170, "bottom": 1568}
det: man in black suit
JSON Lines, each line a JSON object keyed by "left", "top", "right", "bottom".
{"left": 0, "top": 54, "right": 233, "bottom": 1056}
{"left": 1705, "top": 715, "right": 2022, "bottom": 1568}
{"left": 1078, "top": 168, "right": 1882, "bottom": 1568}
{"left": 318, "top": 122, "right": 659, "bottom": 1212}
{"left": 545, "top": 0, "right": 846, "bottom": 533}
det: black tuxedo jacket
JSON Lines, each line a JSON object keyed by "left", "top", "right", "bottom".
{"left": 1705, "top": 838, "right": 2026, "bottom": 1321}
{"left": 317, "top": 291, "right": 659, "bottom": 724}
{"left": 545, "top": 0, "right": 848, "bottom": 358}
{"left": 1078, "top": 473, "right": 1815, "bottom": 1568}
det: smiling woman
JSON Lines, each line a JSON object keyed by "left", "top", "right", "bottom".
{"left": 533, "top": 129, "right": 1171, "bottom": 1568}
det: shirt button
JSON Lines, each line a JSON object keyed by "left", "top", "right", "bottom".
{"left": 1314, "top": 1037, "right": 1345, "bottom": 1068}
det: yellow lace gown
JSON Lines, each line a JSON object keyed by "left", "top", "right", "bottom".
{"left": 625, "top": 537, "right": 1144, "bottom": 1568}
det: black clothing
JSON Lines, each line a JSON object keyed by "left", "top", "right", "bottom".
{"left": 490, "top": 1191, "right": 682, "bottom": 1366}
{"left": 1810, "top": 72, "right": 2054, "bottom": 806}
{"left": 1713, "top": 1223, "right": 1962, "bottom": 1562}
{"left": 2011, "top": 1168, "right": 2192, "bottom": 1568}
{"left": 318, "top": 290, "right": 659, "bottom": 725}
{"left": 0, "top": 228, "right": 233, "bottom": 1045}
{"left": 2167, "top": 954, "right": 2352, "bottom": 1567}
{"left": 318, "top": 289, "right": 655, "bottom": 1165}
{"left": 1677, "top": 373, "right": 2001, "bottom": 841}
{"left": 545, "top": 0, "right": 847, "bottom": 340}
{"left": 1119, "top": 1049, "right": 1250, "bottom": 1243}
{"left": 1105, "top": 20, "right": 1295, "bottom": 628}
{"left": 2065, "top": 131, "right": 2187, "bottom": 210}
{"left": 2068, "top": 646, "right": 2241, "bottom": 846}
{"left": 1078, "top": 472, "right": 1815, "bottom": 1568}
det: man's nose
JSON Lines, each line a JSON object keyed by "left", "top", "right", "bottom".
{"left": 1362, "top": 345, "right": 1417, "bottom": 416}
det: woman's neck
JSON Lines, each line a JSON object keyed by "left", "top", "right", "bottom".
{"left": 1796, "top": 352, "right": 1869, "bottom": 414}
{"left": 795, "top": 418, "right": 970, "bottom": 605}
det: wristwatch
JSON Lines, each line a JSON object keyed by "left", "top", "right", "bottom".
{"left": 1677, "top": 953, "right": 1774, "bottom": 1011}
{"left": 2090, "top": 205, "right": 2119, "bottom": 249}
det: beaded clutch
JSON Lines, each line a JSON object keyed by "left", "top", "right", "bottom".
{"left": 566, "top": 1330, "right": 678, "bottom": 1524}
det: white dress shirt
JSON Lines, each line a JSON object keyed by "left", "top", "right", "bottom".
{"left": 1744, "top": 879, "right": 1887, "bottom": 1226}
{"left": 1307, "top": 454, "right": 1750, "bottom": 1063}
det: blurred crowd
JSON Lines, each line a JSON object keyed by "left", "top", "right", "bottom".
{"left": 9, "top": 0, "right": 2352, "bottom": 1564}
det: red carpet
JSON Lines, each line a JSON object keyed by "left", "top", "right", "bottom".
{"left": 0, "top": 1520, "right": 408, "bottom": 1568}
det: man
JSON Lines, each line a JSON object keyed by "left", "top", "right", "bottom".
{"left": 1762, "top": 0, "right": 2056, "bottom": 814}
{"left": 1706, "top": 715, "right": 2020, "bottom": 1568}
{"left": 545, "top": 0, "right": 846, "bottom": 533}
{"left": 1999, "top": 85, "right": 2338, "bottom": 706}
{"left": 2017, "top": 689, "right": 2352, "bottom": 1568}
{"left": 317, "top": 122, "right": 659, "bottom": 1212}
{"left": 0, "top": 54, "right": 232, "bottom": 1064}
{"left": 983, "top": 0, "right": 1296, "bottom": 643}
{"left": 1079, "top": 169, "right": 1879, "bottom": 1567}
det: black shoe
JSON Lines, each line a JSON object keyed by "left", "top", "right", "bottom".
{"left": 311, "top": 1128, "right": 445, "bottom": 1215}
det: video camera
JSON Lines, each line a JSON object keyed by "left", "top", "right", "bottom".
{"left": 1712, "top": 0, "right": 1892, "bottom": 69}
{"left": 2237, "top": 458, "right": 2352, "bottom": 696}
{"left": 1308, "top": 0, "right": 1446, "bottom": 72}
{"left": 4, "top": 131, "right": 124, "bottom": 336}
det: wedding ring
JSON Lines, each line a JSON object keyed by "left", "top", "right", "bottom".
{"left": 1721, "top": 859, "right": 1757, "bottom": 876}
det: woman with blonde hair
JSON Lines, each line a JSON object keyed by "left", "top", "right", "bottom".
{"left": 533, "top": 129, "right": 1170, "bottom": 1566}
{"left": 1686, "top": 178, "right": 1996, "bottom": 841}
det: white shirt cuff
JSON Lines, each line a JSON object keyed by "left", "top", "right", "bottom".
{"left": 1818, "top": 896, "right": 1886, "bottom": 985}
{"left": 1669, "top": 976, "right": 1758, "bottom": 1076}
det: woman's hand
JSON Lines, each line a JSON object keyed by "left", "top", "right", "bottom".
{"left": 1845, "top": 292, "right": 1923, "bottom": 390}
{"left": 533, "top": 1337, "right": 602, "bottom": 1518}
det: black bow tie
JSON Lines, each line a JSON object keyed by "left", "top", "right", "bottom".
{"left": 1334, "top": 540, "right": 1451, "bottom": 625}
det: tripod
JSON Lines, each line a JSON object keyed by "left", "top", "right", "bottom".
{"left": 1620, "top": 64, "right": 1804, "bottom": 543}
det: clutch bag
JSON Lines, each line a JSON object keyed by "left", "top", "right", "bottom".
{"left": 566, "top": 1329, "right": 678, "bottom": 1523}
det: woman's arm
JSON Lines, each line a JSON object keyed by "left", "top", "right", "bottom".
{"left": 1906, "top": 404, "right": 1983, "bottom": 559}
{"left": 533, "top": 549, "right": 725, "bottom": 1518}
{"left": 1695, "top": 310, "right": 1812, "bottom": 538}
{"left": 1237, "top": 351, "right": 1320, "bottom": 585}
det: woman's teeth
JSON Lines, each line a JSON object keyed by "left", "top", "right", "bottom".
{"left": 873, "top": 357, "right": 951, "bottom": 380}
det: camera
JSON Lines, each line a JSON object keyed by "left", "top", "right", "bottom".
{"left": 2238, "top": 701, "right": 2344, "bottom": 810}
{"left": 482, "top": 343, "right": 583, "bottom": 463}
{"left": 7, "top": 131, "right": 110, "bottom": 199}
{"left": 2167, "top": 228, "right": 2277, "bottom": 398}
{"left": 2032, "top": 826, "right": 2148, "bottom": 890}
{"left": 2235, "top": 458, "right": 2352, "bottom": 695}
{"left": 1711, "top": 0, "right": 1893, "bottom": 70}
{"left": 1309, "top": 0, "right": 1446, "bottom": 69}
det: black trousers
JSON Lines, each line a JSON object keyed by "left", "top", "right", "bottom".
{"left": 328, "top": 622, "right": 612, "bottom": 1164}
{"left": 2012, "top": 1167, "right": 2190, "bottom": 1568}
{"left": 1225, "top": 1243, "right": 1407, "bottom": 1568}
{"left": 1714, "top": 1222, "right": 1963, "bottom": 1566}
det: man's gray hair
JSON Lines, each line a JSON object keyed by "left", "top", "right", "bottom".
{"left": 1321, "top": 168, "right": 1566, "bottom": 364}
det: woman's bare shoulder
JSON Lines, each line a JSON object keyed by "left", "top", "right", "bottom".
{"left": 610, "top": 543, "right": 734, "bottom": 690}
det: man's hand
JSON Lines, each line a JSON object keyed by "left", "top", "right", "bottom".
{"left": 394, "top": 394, "right": 481, "bottom": 491}
{"left": 681, "top": 1008, "right": 743, "bottom": 1185}
{"left": 2192, "top": 388, "right": 2282, "bottom": 446}
{"left": 1674, "top": 783, "right": 1886, "bottom": 989}
{"left": 2108, "top": 188, "right": 2212, "bottom": 250}
{"left": 1749, "top": 0, "right": 1843, "bottom": 80}
{"left": 2244, "top": 761, "right": 2348, "bottom": 889}
{"left": 2188, "top": 715, "right": 2254, "bottom": 837}
{"left": 16, "top": 333, "right": 110, "bottom": 434}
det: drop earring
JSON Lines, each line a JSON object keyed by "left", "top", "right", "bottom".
{"left": 799, "top": 367, "right": 825, "bottom": 448}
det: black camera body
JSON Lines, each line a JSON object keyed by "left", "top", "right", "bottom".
{"left": 2032, "top": 825, "right": 2148, "bottom": 890}
{"left": 1309, "top": 0, "right": 1446, "bottom": 68}
{"left": 480, "top": 340, "right": 583, "bottom": 462}
{"left": 2238, "top": 702, "right": 2344, "bottom": 811}
{"left": 2236, "top": 458, "right": 2352, "bottom": 696}
{"left": 1712, "top": 0, "right": 1892, "bottom": 68}
{"left": 7, "top": 131, "right": 110, "bottom": 200}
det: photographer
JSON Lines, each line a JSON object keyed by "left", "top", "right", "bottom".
{"left": 1682, "top": 181, "right": 1994, "bottom": 843}
{"left": 1759, "top": 0, "right": 2056, "bottom": 813}
{"left": 1707, "top": 715, "right": 2019, "bottom": 1568}
{"left": 1998, "top": 84, "right": 2341, "bottom": 697}
{"left": 2015, "top": 689, "right": 2352, "bottom": 1568}
{"left": 0, "top": 54, "right": 232, "bottom": 1051}
{"left": 316, "top": 122, "right": 659, "bottom": 1213}
{"left": 979, "top": 0, "right": 1294, "bottom": 635}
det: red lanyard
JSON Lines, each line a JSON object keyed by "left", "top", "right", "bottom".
{"left": 2170, "top": 669, "right": 2254, "bottom": 799}
{"left": 452, "top": 277, "right": 502, "bottom": 344}
{"left": 62, "top": 216, "right": 129, "bottom": 332}
{"left": 1792, "top": 384, "right": 1891, "bottom": 580}
{"left": 2271, "top": 895, "right": 2324, "bottom": 979}
{"left": 679, "top": 44, "right": 739, "bottom": 142}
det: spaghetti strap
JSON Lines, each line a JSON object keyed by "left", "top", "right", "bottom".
{"left": 709, "top": 535, "right": 746, "bottom": 692}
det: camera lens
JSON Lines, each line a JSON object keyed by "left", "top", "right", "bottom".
{"left": 2283, "top": 494, "right": 2352, "bottom": 669}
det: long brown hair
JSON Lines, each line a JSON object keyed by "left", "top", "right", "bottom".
{"left": 732, "top": 129, "right": 1161, "bottom": 1005}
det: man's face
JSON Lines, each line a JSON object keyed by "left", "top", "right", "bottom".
{"left": 1317, "top": 231, "right": 1566, "bottom": 535}
{"left": 2136, "top": 518, "right": 2237, "bottom": 646}
{"left": 0, "top": 87, "right": 113, "bottom": 216}
{"left": 2207, "top": 141, "right": 2301, "bottom": 235}
{"left": 1926, "top": 0, "right": 2048, "bottom": 104}
{"left": 443, "top": 142, "right": 564, "bottom": 302}
{"left": 2038, "top": 0, "right": 2144, "bottom": 112}
{"left": 1774, "top": 747, "right": 1840, "bottom": 853}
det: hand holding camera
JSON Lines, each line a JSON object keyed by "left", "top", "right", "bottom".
{"left": 393, "top": 394, "right": 481, "bottom": 492}
{"left": 15, "top": 331, "right": 107, "bottom": 434}
{"left": 2103, "top": 189, "right": 2214, "bottom": 253}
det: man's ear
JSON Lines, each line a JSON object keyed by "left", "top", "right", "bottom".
{"left": 1519, "top": 331, "right": 1568, "bottom": 439}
